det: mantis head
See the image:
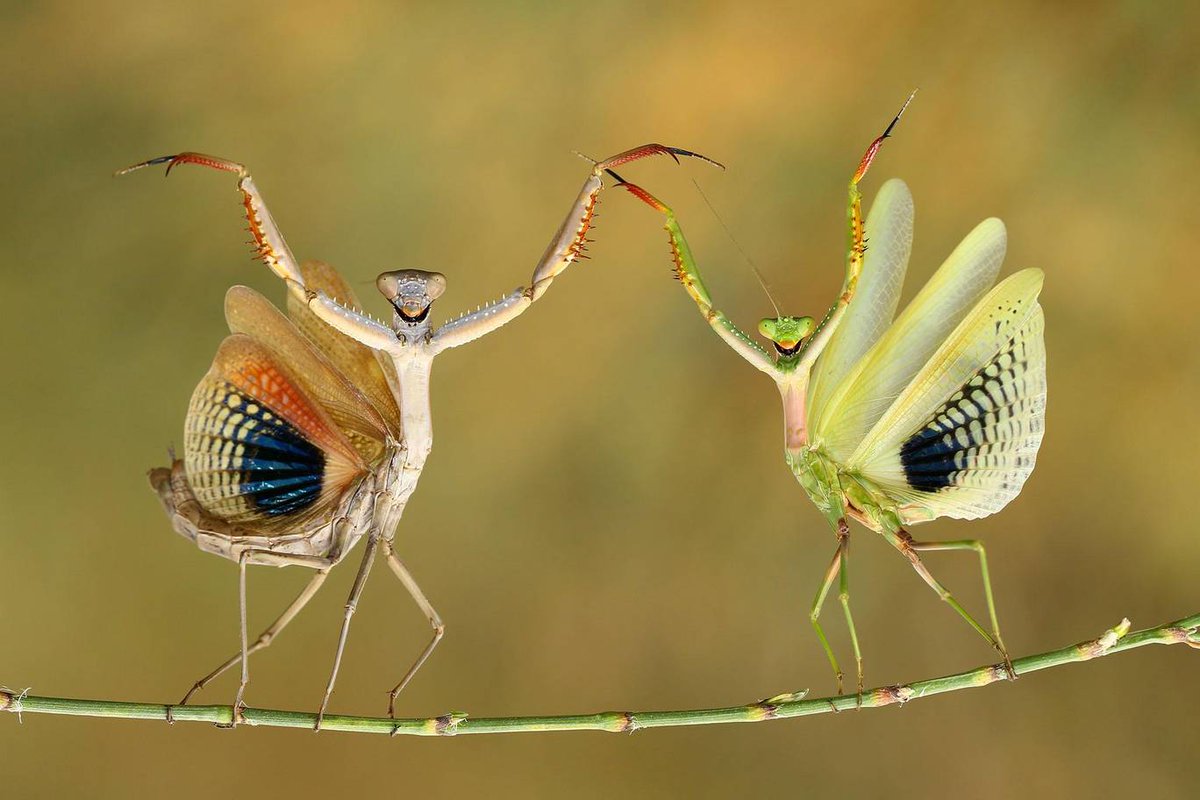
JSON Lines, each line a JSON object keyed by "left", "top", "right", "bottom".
{"left": 758, "top": 316, "right": 815, "bottom": 358}
{"left": 376, "top": 269, "right": 447, "bottom": 327}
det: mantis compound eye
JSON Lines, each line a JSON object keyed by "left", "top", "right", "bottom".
{"left": 376, "top": 269, "right": 448, "bottom": 322}
{"left": 757, "top": 318, "right": 780, "bottom": 341}
{"left": 425, "top": 272, "right": 447, "bottom": 300}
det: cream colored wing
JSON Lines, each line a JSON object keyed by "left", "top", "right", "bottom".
{"left": 848, "top": 268, "right": 1046, "bottom": 521}
{"left": 807, "top": 178, "right": 913, "bottom": 422}
{"left": 811, "top": 217, "right": 1007, "bottom": 463}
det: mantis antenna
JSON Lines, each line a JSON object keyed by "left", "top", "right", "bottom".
{"left": 689, "top": 176, "right": 782, "bottom": 319}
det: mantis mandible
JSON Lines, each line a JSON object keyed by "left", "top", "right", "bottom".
{"left": 614, "top": 93, "right": 1046, "bottom": 695}
{"left": 119, "top": 144, "right": 712, "bottom": 728}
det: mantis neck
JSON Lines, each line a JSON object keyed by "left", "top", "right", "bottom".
{"left": 778, "top": 375, "right": 810, "bottom": 456}
{"left": 394, "top": 351, "right": 435, "bottom": 469}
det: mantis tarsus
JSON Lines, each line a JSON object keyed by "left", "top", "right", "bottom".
{"left": 615, "top": 93, "right": 1046, "bottom": 696}
{"left": 120, "top": 143, "right": 712, "bottom": 729}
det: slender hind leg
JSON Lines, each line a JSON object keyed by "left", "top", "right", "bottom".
{"left": 810, "top": 519, "right": 862, "bottom": 696}
{"left": 382, "top": 540, "right": 445, "bottom": 722}
{"left": 837, "top": 523, "right": 865, "bottom": 699}
{"left": 230, "top": 552, "right": 250, "bottom": 726}
{"left": 909, "top": 538, "right": 1009, "bottom": 671}
{"left": 314, "top": 536, "right": 379, "bottom": 731}
{"left": 170, "top": 567, "right": 331, "bottom": 721}
{"left": 880, "top": 527, "right": 1014, "bottom": 678}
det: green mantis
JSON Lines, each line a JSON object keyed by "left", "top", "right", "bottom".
{"left": 614, "top": 93, "right": 1046, "bottom": 695}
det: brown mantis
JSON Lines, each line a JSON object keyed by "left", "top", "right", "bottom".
{"left": 121, "top": 144, "right": 715, "bottom": 729}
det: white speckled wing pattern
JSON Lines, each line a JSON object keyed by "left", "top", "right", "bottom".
{"left": 849, "top": 269, "right": 1046, "bottom": 521}
{"left": 807, "top": 178, "right": 913, "bottom": 425}
{"left": 183, "top": 334, "right": 369, "bottom": 533}
{"left": 811, "top": 217, "right": 1008, "bottom": 463}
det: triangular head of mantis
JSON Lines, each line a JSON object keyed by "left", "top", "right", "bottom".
{"left": 376, "top": 269, "right": 447, "bottom": 324}
{"left": 757, "top": 315, "right": 815, "bottom": 359}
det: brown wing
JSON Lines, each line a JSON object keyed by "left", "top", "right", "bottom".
{"left": 183, "top": 334, "right": 368, "bottom": 532}
{"left": 287, "top": 260, "right": 402, "bottom": 434}
{"left": 225, "top": 285, "right": 389, "bottom": 464}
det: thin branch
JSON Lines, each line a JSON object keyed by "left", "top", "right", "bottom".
{"left": 3, "top": 613, "right": 1197, "bottom": 736}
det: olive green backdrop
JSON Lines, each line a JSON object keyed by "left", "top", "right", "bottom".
{"left": 2, "top": 2, "right": 1197, "bottom": 797}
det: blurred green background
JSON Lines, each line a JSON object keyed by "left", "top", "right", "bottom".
{"left": 3, "top": 1, "right": 1198, "bottom": 797}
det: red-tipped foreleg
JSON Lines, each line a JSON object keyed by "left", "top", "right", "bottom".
{"left": 117, "top": 152, "right": 307, "bottom": 299}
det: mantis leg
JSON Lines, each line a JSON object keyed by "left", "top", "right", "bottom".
{"left": 530, "top": 144, "right": 719, "bottom": 298}
{"left": 798, "top": 91, "right": 917, "bottom": 367}
{"left": 382, "top": 540, "right": 445, "bottom": 721}
{"left": 613, "top": 178, "right": 778, "bottom": 376}
{"left": 432, "top": 144, "right": 723, "bottom": 351}
{"left": 229, "top": 552, "right": 249, "bottom": 727}
{"left": 809, "top": 519, "right": 863, "bottom": 697}
{"left": 172, "top": 566, "right": 331, "bottom": 717}
{"left": 880, "top": 526, "right": 1015, "bottom": 678}
{"left": 117, "top": 153, "right": 307, "bottom": 302}
{"left": 809, "top": 526, "right": 847, "bottom": 694}
{"left": 908, "top": 538, "right": 1008, "bottom": 663}
{"left": 615, "top": 93, "right": 915, "bottom": 375}
{"left": 314, "top": 535, "right": 379, "bottom": 731}
{"left": 837, "top": 526, "right": 865, "bottom": 699}
{"left": 227, "top": 549, "right": 336, "bottom": 726}
{"left": 118, "top": 151, "right": 402, "bottom": 350}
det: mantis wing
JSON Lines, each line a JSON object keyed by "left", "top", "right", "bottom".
{"left": 848, "top": 268, "right": 1046, "bottom": 522}
{"left": 183, "top": 334, "right": 369, "bottom": 532}
{"left": 287, "top": 260, "right": 402, "bottom": 434}
{"left": 807, "top": 178, "right": 914, "bottom": 424}
{"left": 811, "top": 217, "right": 1007, "bottom": 463}
{"left": 225, "top": 285, "right": 391, "bottom": 465}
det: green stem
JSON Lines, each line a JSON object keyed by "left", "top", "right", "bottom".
{"left": 3, "top": 613, "right": 1196, "bottom": 737}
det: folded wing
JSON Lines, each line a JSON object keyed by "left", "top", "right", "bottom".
{"left": 807, "top": 178, "right": 913, "bottom": 423}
